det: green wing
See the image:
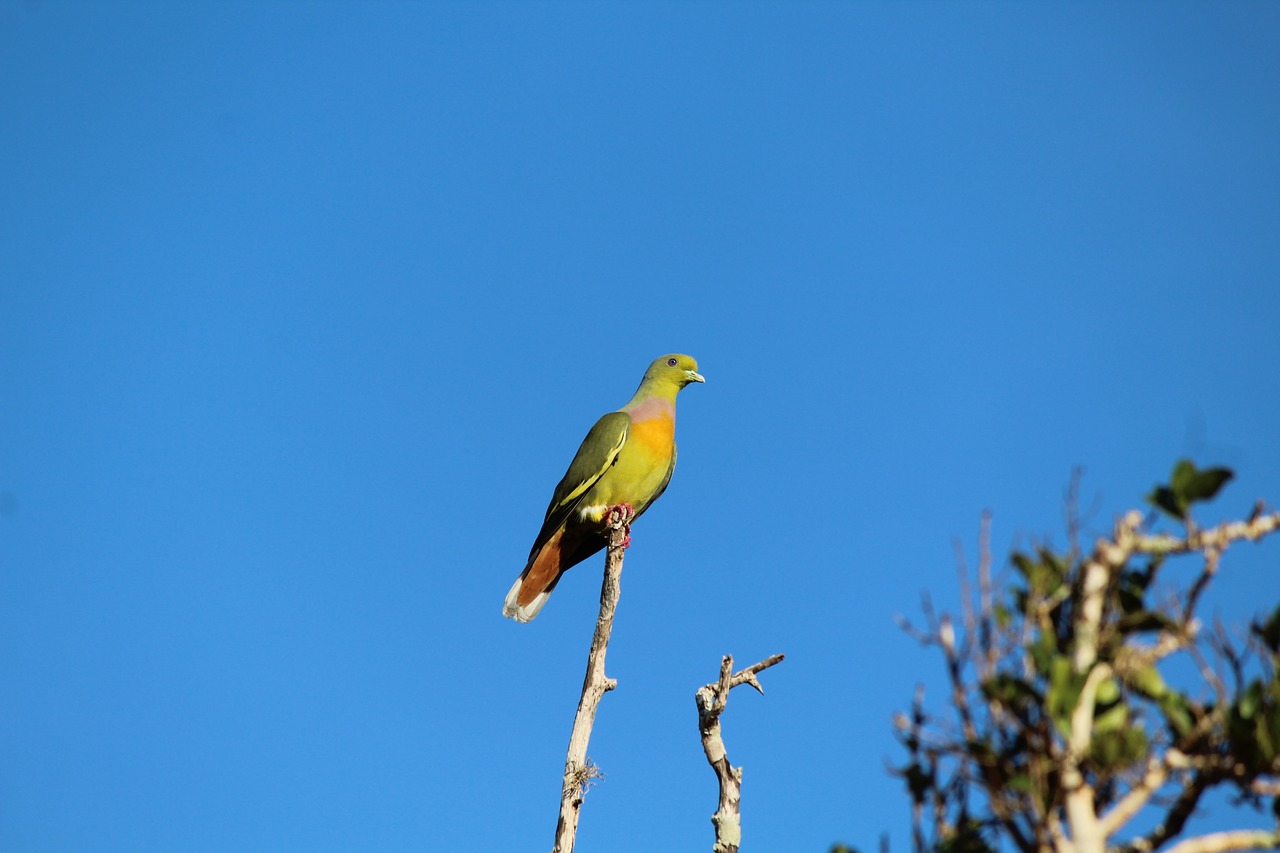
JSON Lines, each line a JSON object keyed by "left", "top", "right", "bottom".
{"left": 530, "top": 411, "right": 631, "bottom": 553}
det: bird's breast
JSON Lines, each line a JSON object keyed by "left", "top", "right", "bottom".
{"left": 578, "top": 411, "right": 675, "bottom": 521}
{"left": 628, "top": 413, "right": 675, "bottom": 457}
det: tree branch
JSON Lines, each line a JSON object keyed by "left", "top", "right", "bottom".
{"left": 1160, "top": 830, "right": 1280, "bottom": 853}
{"left": 1098, "top": 750, "right": 1184, "bottom": 836}
{"left": 1116, "top": 771, "right": 1213, "bottom": 853}
{"left": 898, "top": 482, "right": 1280, "bottom": 853}
{"left": 552, "top": 512, "right": 630, "bottom": 853}
{"left": 1074, "top": 511, "right": 1142, "bottom": 671}
{"left": 1063, "top": 662, "right": 1113, "bottom": 853}
{"left": 694, "top": 653, "right": 785, "bottom": 853}
{"left": 1133, "top": 510, "right": 1280, "bottom": 558}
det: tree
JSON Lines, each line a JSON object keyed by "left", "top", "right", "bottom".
{"left": 892, "top": 461, "right": 1280, "bottom": 853}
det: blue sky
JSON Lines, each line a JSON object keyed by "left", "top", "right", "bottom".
{"left": 3, "top": 2, "right": 1279, "bottom": 851}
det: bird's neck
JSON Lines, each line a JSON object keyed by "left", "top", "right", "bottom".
{"left": 622, "top": 390, "right": 677, "bottom": 421}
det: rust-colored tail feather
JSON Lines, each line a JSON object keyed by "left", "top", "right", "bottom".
{"left": 502, "top": 528, "right": 565, "bottom": 622}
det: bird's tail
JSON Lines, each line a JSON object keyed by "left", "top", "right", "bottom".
{"left": 502, "top": 529, "right": 565, "bottom": 622}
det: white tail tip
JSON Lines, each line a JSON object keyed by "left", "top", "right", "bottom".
{"left": 503, "top": 576, "right": 550, "bottom": 623}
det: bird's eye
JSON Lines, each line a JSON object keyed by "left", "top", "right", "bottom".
{"left": 667, "top": 357, "right": 678, "bottom": 366}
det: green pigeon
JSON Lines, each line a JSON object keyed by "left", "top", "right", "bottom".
{"left": 503, "top": 354, "right": 705, "bottom": 622}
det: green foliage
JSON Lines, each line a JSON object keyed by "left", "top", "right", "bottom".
{"left": 1228, "top": 670, "right": 1280, "bottom": 777}
{"left": 1253, "top": 604, "right": 1280, "bottom": 654}
{"left": 902, "top": 761, "right": 933, "bottom": 804}
{"left": 1045, "top": 656, "right": 1084, "bottom": 737}
{"left": 1145, "top": 458, "right": 1233, "bottom": 521}
{"left": 936, "top": 819, "right": 996, "bottom": 853}
{"left": 890, "top": 463, "right": 1279, "bottom": 853}
{"left": 1090, "top": 723, "right": 1147, "bottom": 771}
{"left": 1158, "top": 692, "right": 1195, "bottom": 739}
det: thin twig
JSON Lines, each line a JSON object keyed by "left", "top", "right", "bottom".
{"left": 977, "top": 511, "right": 995, "bottom": 680}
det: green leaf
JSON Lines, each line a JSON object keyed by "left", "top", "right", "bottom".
{"left": 1093, "top": 677, "right": 1127, "bottom": 733}
{"left": 1118, "top": 575, "right": 1145, "bottom": 615}
{"left": 1147, "top": 460, "right": 1234, "bottom": 520}
{"left": 1029, "top": 631, "right": 1057, "bottom": 677}
{"left": 1270, "top": 681, "right": 1280, "bottom": 755}
{"left": 982, "top": 674, "right": 1041, "bottom": 716}
{"left": 902, "top": 761, "right": 932, "bottom": 803}
{"left": 1147, "top": 485, "right": 1187, "bottom": 521}
{"left": 965, "top": 737, "right": 998, "bottom": 763}
{"left": 1011, "top": 549, "right": 1066, "bottom": 598}
{"left": 1181, "top": 464, "right": 1234, "bottom": 503}
{"left": 1011, "top": 551, "right": 1035, "bottom": 581}
{"left": 1252, "top": 605, "right": 1280, "bottom": 654}
{"left": 1118, "top": 610, "right": 1174, "bottom": 635}
{"left": 1047, "top": 656, "right": 1084, "bottom": 737}
{"left": 1090, "top": 725, "right": 1147, "bottom": 771}
{"left": 1170, "top": 459, "right": 1199, "bottom": 495}
{"left": 1127, "top": 665, "right": 1168, "bottom": 701}
{"left": 1094, "top": 700, "right": 1129, "bottom": 734}
{"left": 1159, "top": 693, "right": 1194, "bottom": 737}
{"left": 1041, "top": 548, "right": 1069, "bottom": 580}
{"left": 1240, "top": 681, "right": 1263, "bottom": 720}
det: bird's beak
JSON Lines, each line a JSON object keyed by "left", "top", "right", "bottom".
{"left": 686, "top": 370, "right": 706, "bottom": 384}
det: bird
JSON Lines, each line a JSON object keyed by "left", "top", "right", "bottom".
{"left": 503, "top": 354, "right": 705, "bottom": 622}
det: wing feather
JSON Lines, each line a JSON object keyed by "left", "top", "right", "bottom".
{"left": 527, "top": 411, "right": 630, "bottom": 557}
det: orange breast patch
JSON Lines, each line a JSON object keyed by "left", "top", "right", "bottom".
{"left": 629, "top": 414, "right": 675, "bottom": 457}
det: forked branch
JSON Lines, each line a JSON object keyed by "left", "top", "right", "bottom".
{"left": 695, "top": 653, "right": 785, "bottom": 853}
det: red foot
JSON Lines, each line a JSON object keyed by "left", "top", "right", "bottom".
{"left": 607, "top": 503, "right": 636, "bottom": 526}
{"left": 606, "top": 503, "right": 635, "bottom": 548}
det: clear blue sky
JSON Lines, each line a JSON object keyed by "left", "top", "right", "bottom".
{"left": 3, "top": 2, "right": 1279, "bottom": 851}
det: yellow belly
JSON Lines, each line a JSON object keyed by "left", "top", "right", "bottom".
{"left": 580, "top": 416, "right": 674, "bottom": 521}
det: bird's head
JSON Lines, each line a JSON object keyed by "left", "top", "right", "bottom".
{"left": 644, "top": 353, "right": 705, "bottom": 390}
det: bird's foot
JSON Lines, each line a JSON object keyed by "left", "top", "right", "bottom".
{"left": 606, "top": 503, "right": 635, "bottom": 548}
{"left": 606, "top": 503, "right": 636, "bottom": 526}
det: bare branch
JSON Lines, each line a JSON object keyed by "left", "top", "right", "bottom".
{"left": 1117, "top": 772, "right": 1213, "bottom": 853}
{"left": 1161, "top": 830, "right": 1280, "bottom": 853}
{"left": 1098, "top": 751, "right": 1184, "bottom": 836}
{"left": 552, "top": 511, "right": 630, "bottom": 853}
{"left": 1134, "top": 511, "right": 1280, "bottom": 558}
{"left": 977, "top": 511, "right": 996, "bottom": 679}
{"left": 695, "top": 653, "right": 785, "bottom": 853}
{"left": 1251, "top": 778, "right": 1280, "bottom": 797}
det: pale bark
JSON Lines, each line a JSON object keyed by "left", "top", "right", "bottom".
{"left": 694, "top": 653, "right": 785, "bottom": 853}
{"left": 551, "top": 513, "right": 628, "bottom": 853}
{"left": 1161, "top": 830, "right": 1280, "bottom": 853}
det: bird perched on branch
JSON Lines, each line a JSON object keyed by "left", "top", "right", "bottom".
{"left": 503, "top": 354, "right": 705, "bottom": 622}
